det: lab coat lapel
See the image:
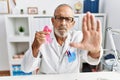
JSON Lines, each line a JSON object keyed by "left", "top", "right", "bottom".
{"left": 60, "top": 33, "right": 71, "bottom": 62}
{"left": 51, "top": 32, "right": 71, "bottom": 61}
{"left": 51, "top": 32, "right": 60, "bottom": 57}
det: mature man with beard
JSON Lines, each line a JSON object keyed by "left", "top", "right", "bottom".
{"left": 21, "top": 4, "right": 103, "bottom": 74}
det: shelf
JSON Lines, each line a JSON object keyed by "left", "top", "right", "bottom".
{"left": 6, "top": 15, "right": 29, "bottom": 18}
{"left": 6, "top": 14, "right": 53, "bottom": 18}
{"left": 8, "top": 36, "right": 30, "bottom": 42}
{"left": 11, "top": 58, "right": 23, "bottom": 65}
{"left": 74, "top": 13, "right": 106, "bottom": 16}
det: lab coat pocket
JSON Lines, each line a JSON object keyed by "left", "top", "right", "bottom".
{"left": 67, "top": 51, "right": 76, "bottom": 63}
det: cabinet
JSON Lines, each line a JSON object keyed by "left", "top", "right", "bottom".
{"left": 5, "top": 14, "right": 106, "bottom": 76}
{"left": 5, "top": 15, "right": 31, "bottom": 76}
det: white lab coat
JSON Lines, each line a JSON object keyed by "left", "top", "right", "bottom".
{"left": 21, "top": 30, "right": 103, "bottom": 74}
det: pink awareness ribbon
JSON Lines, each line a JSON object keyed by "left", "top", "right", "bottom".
{"left": 43, "top": 26, "right": 52, "bottom": 43}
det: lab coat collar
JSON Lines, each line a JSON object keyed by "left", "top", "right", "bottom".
{"left": 60, "top": 34, "right": 71, "bottom": 62}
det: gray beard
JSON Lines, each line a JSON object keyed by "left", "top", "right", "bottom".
{"left": 54, "top": 28, "right": 69, "bottom": 38}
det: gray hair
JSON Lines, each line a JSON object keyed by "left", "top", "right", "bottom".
{"left": 54, "top": 4, "right": 74, "bottom": 16}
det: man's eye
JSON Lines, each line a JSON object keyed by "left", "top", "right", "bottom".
{"left": 59, "top": 17, "right": 63, "bottom": 20}
{"left": 66, "top": 18, "right": 71, "bottom": 21}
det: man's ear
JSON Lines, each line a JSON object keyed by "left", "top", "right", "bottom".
{"left": 51, "top": 17, "right": 55, "bottom": 25}
{"left": 71, "top": 20, "right": 75, "bottom": 28}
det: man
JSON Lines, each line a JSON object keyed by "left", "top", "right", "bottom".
{"left": 21, "top": 4, "right": 103, "bottom": 74}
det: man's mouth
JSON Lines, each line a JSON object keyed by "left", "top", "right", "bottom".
{"left": 58, "top": 28, "right": 67, "bottom": 31}
{"left": 58, "top": 29, "right": 66, "bottom": 32}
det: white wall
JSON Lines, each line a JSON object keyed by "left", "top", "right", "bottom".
{"left": 104, "top": 0, "right": 120, "bottom": 54}
{"left": 12, "top": 0, "right": 105, "bottom": 14}
{"left": 10, "top": 0, "right": 84, "bottom": 15}
{"left": 0, "top": 16, "right": 9, "bottom": 70}
{"left": 0, "top": 0, "right": 120, "bottom": 70}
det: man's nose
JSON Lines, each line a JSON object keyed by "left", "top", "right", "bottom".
{"left": 61, "top": 19, "right": 66, "bottom": 25}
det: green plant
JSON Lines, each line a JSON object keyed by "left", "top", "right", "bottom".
{"left": 19, "top": 26, "right": 24, "bottom": 32}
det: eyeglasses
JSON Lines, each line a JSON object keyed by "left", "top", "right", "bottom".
{"left": 54, "top": 16, "right": 74, "bottom": 23}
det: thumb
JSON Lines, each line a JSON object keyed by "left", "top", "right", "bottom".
{"left": 70, "top": 42, "right": 83, "bottom": 49}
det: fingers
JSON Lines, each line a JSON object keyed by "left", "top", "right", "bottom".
{"left": 37, "top": 31, "right": 50, "bottom": 35}
{"left": 82, "top": 15, "right": 87, "bottom": 32}
{"left": 36, "top": 33, "right": 46, "bottom": 41}
{"left": 36, "top": 31, "right": 50, "bottom": 38}
{"left": 35, "top": 31, "right": 50, "bottom": 44}
{"left": 91, "top": 14, "right": 96, "bottom": 30}
{"left": 96, "top": 19, "right": 101, "bottom": 32}
{"left": 70, "top": 42, "right": 83, "bottom": 49}
{"left": 36, "top": 31, "right": 48, "bottom": 39}
{"left": 83, "top": 12, "right": 98, "bottom": 31}
{"left": 87, "top": 12, "right": 91, "bottom": 30}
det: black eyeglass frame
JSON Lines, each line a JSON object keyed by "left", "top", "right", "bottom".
{"left": 54, "top": 16, "right": 74, "bottom": 23}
